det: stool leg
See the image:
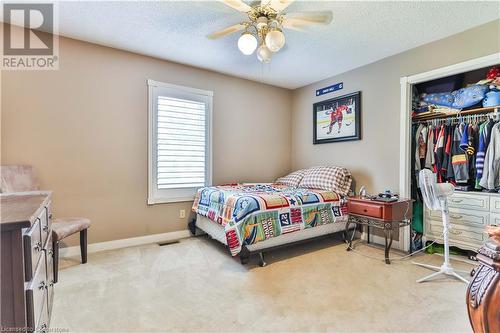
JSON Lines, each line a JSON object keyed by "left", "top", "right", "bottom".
{"left": 80, "top": 229, "right": 87, "bottom": 264}
{"left": 53, "top": 241, "right": 59, "bottom": 283}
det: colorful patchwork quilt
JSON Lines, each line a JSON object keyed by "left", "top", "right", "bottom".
{"left": 192, "top": 183, "right": 348, "bottom": 256}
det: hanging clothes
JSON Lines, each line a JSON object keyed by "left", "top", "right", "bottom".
{"left": 442, "top": 124, "right": 454, "bottom": 182}
{"left": 467, "top": 124, "right": 478, "bottom": 185}
{"left": 414, "top": 124, "right": 426, "bottom": 173}
{"left": 445, "top": 124, "right": 456, "bottom": 182}
{"left": 412, "top": 117, "right": 499, "bottom": 191}
{"left": 475, "top": 121, "right": 488, "bottom": 188}
{"left": 434, "top": 125, "right": 445, "bottom": 181}
{"left": 410, "top": 123, "right": 424, "bottom": 238}
{"left": 451, "top": 123, "right": 469, "bottom": 184}
{"left": 418, "top": 126, "right": 428, "bottom": 168}
{"left": 484, "top": 120, "right": 495, "bottom": 149}
{"left": 479, "top": 122, "right": 500, "bottom": 190}
{"left": 425, "top": 125, "right": 435, "bottom": 169}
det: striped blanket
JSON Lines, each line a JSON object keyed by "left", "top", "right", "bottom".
{"left": 192, "top": 183, "right": 348, "bottom": 255}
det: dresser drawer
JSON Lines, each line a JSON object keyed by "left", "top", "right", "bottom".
{"left": 427, "top": 208, "right": 490, "bottom": 228}
{"left": 23, "top": 219, "right": 43, "bottom": 281}
{"left": 26, "top": 253, "right": 48, "bottom": 329}
{"left": 427, "top": 222, "right": 487, "bottom": 245}
{"left": 490, "top": 196, "right": 500, "bottom": 214}
{"left": 491, "top": 213, "right": 500, "bottom": 226}
{"left": 39, "top": 207, "right": 50, "bottom": 247}
{"left": 448, "top": 193, "right": 489, "bottom": 211}
{"left": 348, "top": 201, "right": 383, "bottom": 219}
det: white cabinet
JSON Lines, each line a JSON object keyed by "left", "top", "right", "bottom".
{"left": 424, "top": 192, "right": 500, "bottom": 252}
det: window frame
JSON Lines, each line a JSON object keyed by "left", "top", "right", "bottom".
{"left": 147, "top": 79, "right": 213, "bottom": 205}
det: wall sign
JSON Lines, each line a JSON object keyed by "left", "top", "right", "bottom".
{"left": 315, "top": 82, "right": 343, "bottom": 96}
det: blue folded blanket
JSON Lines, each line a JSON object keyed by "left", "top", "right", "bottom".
{"left": 422, "top": 84, "right": 489, "bottom": 109}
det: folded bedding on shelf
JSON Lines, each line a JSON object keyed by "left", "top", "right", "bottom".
{"left": 192, "top": 183, "right": 348, "bottom": 255}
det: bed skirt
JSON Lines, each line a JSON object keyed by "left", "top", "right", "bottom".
{"left": 194, "top": 214, "right": 351, "bottom": 253}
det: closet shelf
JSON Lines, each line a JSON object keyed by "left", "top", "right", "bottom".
{"left": 412, "top": 106, "right": 499, "bottom": 121}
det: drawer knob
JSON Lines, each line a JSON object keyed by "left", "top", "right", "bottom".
{"left": 42, "top": 225, "right": 49, "bottom": 232}
{"left": 449, "top": 229, "right": 462, "bottom": 235}
{"left": 363, "top": 209, "right": 368, "bottom": 212}
{"left": 34, "top": 242, "right": 42, "bottom": 251}
{"left": 450, "top": 214, "right": 463, "bottom": 219}
{"left": 38, "top": 281, "right": 46, "bottom": 290}
{"left": 451, "top": 199, "right": 463, "bottom": 203}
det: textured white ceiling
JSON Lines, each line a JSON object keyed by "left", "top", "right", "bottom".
{"left": 54, "top": 1, "right": 499, "bottom": 89}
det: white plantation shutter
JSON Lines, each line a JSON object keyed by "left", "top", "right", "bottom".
{"left": 148, "top": 80, "right": 212, "bottom": 204}
{"left": 157, "top": 96, "right": 206, "bottom": 189}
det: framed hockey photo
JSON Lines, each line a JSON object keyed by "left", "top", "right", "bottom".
{"left": 313, "top": 91, "right": 361, "bottom": 144}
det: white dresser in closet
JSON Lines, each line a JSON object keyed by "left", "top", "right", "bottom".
{"left": 424, "top": 192, "right": 500, "bottom": 252}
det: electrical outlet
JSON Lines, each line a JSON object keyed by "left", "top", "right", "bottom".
{"left": 179, "top": 209, "right": 185, "bottom": 219}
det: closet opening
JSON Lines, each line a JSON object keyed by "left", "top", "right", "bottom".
{"left": 407, "top": 62, "right": 500, "bottom": 259}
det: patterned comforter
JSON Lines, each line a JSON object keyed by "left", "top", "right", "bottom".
{"left": 192, "top": 183, "right": 348, "bottom": 255}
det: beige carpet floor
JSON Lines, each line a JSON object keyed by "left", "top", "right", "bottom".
{"left": 51, "top": 235, "right": 475, "bottom": 333}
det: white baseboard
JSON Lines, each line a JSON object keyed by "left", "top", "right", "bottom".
{"left": 59, "top": 230, "right": 192, "bottom": 258}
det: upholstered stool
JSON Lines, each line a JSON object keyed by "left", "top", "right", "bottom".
{"left": 52, "top": 218, "right": 91, "bottom": 282}
{"left": 1, "top": 165, "right": 92, "bottom": 283}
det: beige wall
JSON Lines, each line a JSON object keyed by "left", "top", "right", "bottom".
{"left": 1, "top": 35, "right": 292, "bottom": 246}
{"left": 291, "top": 20, "right": 500, "bottom": 194}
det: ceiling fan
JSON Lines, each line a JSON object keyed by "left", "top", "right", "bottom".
{"left": 208, "top": 0, "right": 333, "bottom": 63}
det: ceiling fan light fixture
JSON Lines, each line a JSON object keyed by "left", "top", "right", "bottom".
{"left": 265, "top": 28, "right": 285, "bottom": 52}
{"left": 256, "top": 44, "right": 272, "bottom": 63}
{"left": 256, "top": 16, "right": 268, "bottom": 29}
{"left": 209, "top": 1, "right": 333, "bottom": 64}
{"left": 237, "top": 32, "right": 258, "bottom": 55}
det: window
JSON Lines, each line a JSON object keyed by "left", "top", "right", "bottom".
{"left": 147, "top": 80, "right": 212, "bottom": 204}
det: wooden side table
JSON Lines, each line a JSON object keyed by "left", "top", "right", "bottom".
{"left": 345, "top": 196, "right": 413, "bottom": 264}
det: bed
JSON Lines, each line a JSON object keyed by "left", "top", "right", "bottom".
{"left": 190, "top": 172, "right": 353, "bottom": 266}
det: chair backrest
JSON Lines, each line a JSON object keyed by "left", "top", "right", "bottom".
{"left": 0, "top": 165, "right": 39, "bottom": 193}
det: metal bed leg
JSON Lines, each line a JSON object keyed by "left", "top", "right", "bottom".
{"left": 239, "top": 246, "right": 250, "bottom": 265}
{"left": 188, "top": 220, "right": 197, "bottom": 236}
{"left": 258, "top": 252, "right": 266, "bottom": 267}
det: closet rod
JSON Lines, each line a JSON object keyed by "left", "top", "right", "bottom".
{"left": 412, "top": 106, "right": 499, "bottom": 121}
{"left": 412, "top": 113, "right": 495, "bottom": 125}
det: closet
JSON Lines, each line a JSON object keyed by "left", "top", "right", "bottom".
{"left": 409, "top": 64, "right": 500, "bottom": 255}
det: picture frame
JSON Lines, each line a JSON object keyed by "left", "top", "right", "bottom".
{"left": 313, "top": 91, "right": 361, "bottom": 144}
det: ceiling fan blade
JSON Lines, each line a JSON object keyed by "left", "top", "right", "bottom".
{"left": 283, "top": 11, "right": 333, "bottom": 26}
{"left": 207, "top": 23, "right": 246, "bottom": 39}
{"left": 219, "top": 0, "right": 252, "bottom": 13}
{"left": 281, "top": 19, "right": 306, "bottom": 31}
{"left": 268, "top": 0, "right": 295, "bottom": 12}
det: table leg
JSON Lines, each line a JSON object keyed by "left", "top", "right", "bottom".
{"left": 367, "top": 225, "right": 370, "bottom": 244}
{"left": 384, "top": 228, "right": 393, "bottom": 264}
{"left": 345, "top": 220, "right": 355, "bottom": 251}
